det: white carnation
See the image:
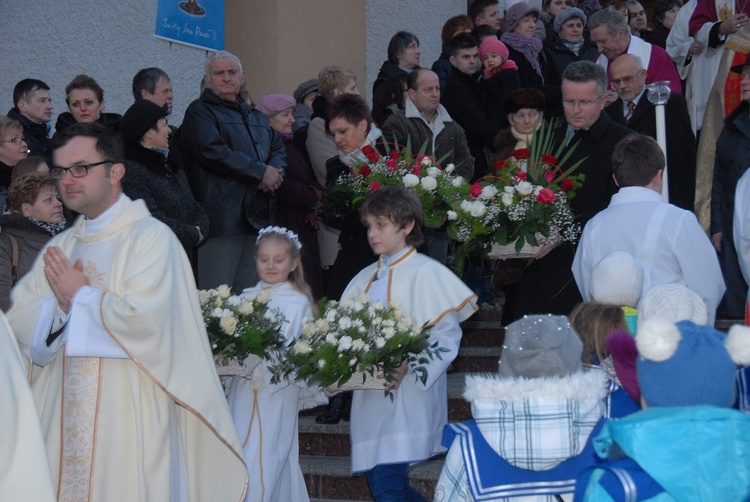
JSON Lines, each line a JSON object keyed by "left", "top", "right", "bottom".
{"left": 427, "top": 166, "right": 441, "bottom": 178}
{"left": 501, "top": 193, "right": 514, "bottom": 207}
{"left": 375, "top": 337, "right": 387, "bottom": 348}
{"left": 447, "top": 210, "right": 457, "bottom": 220}
{"left": 504, "top": 186, "right": 515, "bottom": 194}
{"left": 420, "top": 176, "right": 438, "bottom": 191}
{"left": 226, "top": 295, "right": 241, "bottom": 307}
{"left": 325, "top": 310, "right": 338, "bottom": 323}
{"left": 452, "top": 177, "right": 464, "bottom": 187}
{"left": 445, "top": 163, "right": 455, "bottom": 173}
{"left": 383, "top": 327, "right": 396, "bottom": 340}
{"left": 339, "top": 317, "right": 352, "bottom": 329}
{"left": 318, "top": 359, "right": 326, "bottom": 369}
{"left": 338, "top": 335, "right": 353, "bottom": 351}
{"left": 294, "top": 340, "right": 312, "bottom": 354}
{"left": 402, "top": 173, "right": 420, "bottom": 188}
{"left": 469, "top": 201, "right": 487, "bottom": 217}
{"left": 352, "top": 339, "right": 366, "bottom": 351}
{"left": 516, "top": 181, "right": 533, "bottom": 196}
{"left": 210, "top": 307, "right": 224, "bottom": 318}
{"left": 325, "top": 333, "right": 339, "bottom": 345}
{"left": 238, "top": 300, "right": 254, "bottom": 315}
{"left": 479, "top": 185, "right": 498, "bottom": 200}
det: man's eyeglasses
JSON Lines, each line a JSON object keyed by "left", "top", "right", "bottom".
{"left": 611, "top": 72, "right": 642, "bottom": 87}
{"left": 50, "top": 160, "right": 113, "bottom": 180}
{"left": 562, "top": 95, "right": 604, "bottom": 109}
{"left": 1, "top": 136, "right": 26, "bottom": 145}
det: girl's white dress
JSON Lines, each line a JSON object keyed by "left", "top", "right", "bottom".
{"left": 224, "top": 281, "right": 312, "bottom": 502}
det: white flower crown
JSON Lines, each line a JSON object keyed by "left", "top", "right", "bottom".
{"left": 257, "top": 226, "right": 302, "bottom": 251}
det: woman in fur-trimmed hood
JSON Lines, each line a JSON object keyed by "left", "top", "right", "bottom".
{"left": 435, "top": 315, "right": 610, "bottom": 502}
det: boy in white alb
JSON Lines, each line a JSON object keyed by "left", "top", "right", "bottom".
{"left": 341, "top": 185, "right": 477, "bottom": 500}
{"left": 572, "top": 134, "right": 724, "bottom": 324}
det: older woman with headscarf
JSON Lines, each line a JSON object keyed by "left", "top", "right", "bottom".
{"left": 545, "top": 8, "right": 600, "bottom": 78}
{"left": 257, "top": 94, "right": 325, "bottom": 300}
{"left": 120, "top": 100, "right": 208, "bottom": 256}
{"left": 501, "top": 2, "right": 562, "bottom": 116}
{"left": 0, "top": 173, "right": 65, "bottom": 311}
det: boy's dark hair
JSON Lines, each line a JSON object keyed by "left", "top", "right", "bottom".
{"left": 469, "top": 0, "right": 499, "bottom": 22}
{"left": 611, "top": 134, "right": 664, "bottom": 187}
{"left": 360, "top": 185, "right": 425, "bottom": 248}
{"left": 471, "top": 25, "right": 499, "bottom": 44}
{"left": 449, "top": 33, "right": 478, "bottom": 58}
{"left": 132, "top": 67, "right": 170, "bottom": 101}
{"left": 51, "top": 122, "right": 125, "bottom": 165}
{"left": 326, "top": 94, "right": 373, "bottom": 134}
{"left": 387, "top": 31, "right": 420, "bottom": 65}
{"left": 13, "top": 79, "right": 50, "bottom": 108}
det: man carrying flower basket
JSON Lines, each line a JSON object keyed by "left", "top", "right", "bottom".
{"left": 339, "top": 186, "right": 477, "bottom": 500}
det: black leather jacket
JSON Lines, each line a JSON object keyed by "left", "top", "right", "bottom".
{"left": 177, "top": 89, "right": 286, "bottom": 236}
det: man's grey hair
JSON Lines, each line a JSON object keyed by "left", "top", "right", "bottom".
{"left": 204, "top": 50, "right": 243, "bottom": 76}
{"left": 588, "top": 8, "right": 629, "bottom": 36}
{"left": 562, "top": 61, "right": 608, "bottom": 95}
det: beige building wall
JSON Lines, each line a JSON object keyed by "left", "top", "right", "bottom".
{"left": 226, "top": 0, "right": 366, "bottom": 100}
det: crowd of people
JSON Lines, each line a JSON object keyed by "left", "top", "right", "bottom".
{"left": 1, "top": 0, "right": 750, "bottom": 499}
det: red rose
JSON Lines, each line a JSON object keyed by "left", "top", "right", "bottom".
{"left": 536, "top": 187, "right": 557, "bottom": 204}
{"left": 386, "top": 158, "right": 398, "bottom": 171}
{"left": 492, "top": 160, "right": 507, "bottom": 173}
{"left": 544, "top": 170, "right": 557, "bottom": 183}
{"left": 542, "top": 154, "right": 558, "bottom": 166}
{"left": 515, "top": 171, "right": 528, "bottom": 181}
{"left": 362, "top": 145, "right": 380, "bottom": 162}
{"left": 358, "top": 165, "right": 372, "bottom": 177}
{"left": 370, "top": 181, "right": 381, "bottom": 191}
{"left": 561, "top": 178, "right": 575, "bottom": 192}
{"left": 470, "top": 182, "right": 483, "bottom": 197}
{"left": 412, "top": 165, "right": 422, "bottom": 176}
{"left": 389, "top": 149, "right": 401, "bottom": 160}
{"left": 511, "top": 148, "right": 530, "bottom": 160}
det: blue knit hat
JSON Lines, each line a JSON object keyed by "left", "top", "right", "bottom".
{"left": 636, "top": 319, "right": 750, "bottom": 407}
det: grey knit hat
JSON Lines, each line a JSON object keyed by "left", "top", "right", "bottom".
{"left": 293, "top": 78, "right": 318, "bottom": 104}
{"left": 499, "top": 315, "right": 583, "bottom": 379}
{"left": 505, "top": 2, "right": 541, "bottom": 34}
{"left": 554, "top": 7, "right": 588, "bottom": 34}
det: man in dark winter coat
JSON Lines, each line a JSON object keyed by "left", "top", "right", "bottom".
{"left": 604, "top": 54, "right": 697, "bottom": 212}
{"left": 513, "top": 61, "right": 634, "bottom": 320}
{"left": 7, "top": 79, "right": 53, "bottom": 158}
{"left": 441, "top": 33, "right": 499, "bottom": 181}
{"left": 178, "top": 50, "right": 286, "bottom": 291}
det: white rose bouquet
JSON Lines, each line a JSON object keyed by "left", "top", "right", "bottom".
{"left": 269, "top": 295, "right": 446, "bottom": 398}
{"left": 199, "top": 285, "right": 287, "bottom": 368}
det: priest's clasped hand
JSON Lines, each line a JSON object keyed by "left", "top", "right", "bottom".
{"left": 43, "top": 246, "right": 89, "bottom": 314}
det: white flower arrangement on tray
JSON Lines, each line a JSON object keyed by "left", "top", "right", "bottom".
{"left": 199, "top": 285, "right": 287, "bottom": 372}
{"left": 447, "top": 122, "right": 585, "bottom": 265}
{"left": 269, "top": 294, "right": 447, "bottom": 399}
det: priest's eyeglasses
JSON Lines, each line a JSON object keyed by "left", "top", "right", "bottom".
{"left": 50, "top": 160, "right": 114, "bottom": 180}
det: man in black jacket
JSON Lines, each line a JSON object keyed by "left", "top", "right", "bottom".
{"left": 441, "top": 33, "right": 498, "bottom": 181}
{"left": 604, "top": 54, "right": 697, "bottom": 212}
{"left": 513, "top": 61, "right": 634, "bottom": 320}
{"left": 178, "top": 50, "right": 286, "bottom": 291}
{"left": 7, "top": 79, "right": 53, "bottom": 158}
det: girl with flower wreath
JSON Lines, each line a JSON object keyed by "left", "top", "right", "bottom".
{"left": 224, "top": 226, "right": 322, "bottom": 502}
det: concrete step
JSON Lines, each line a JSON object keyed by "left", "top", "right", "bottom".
{"left": 302, "top": 455, "right": 442, "bottom": 501}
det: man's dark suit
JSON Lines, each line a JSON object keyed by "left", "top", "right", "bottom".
{"left": 605, "top": 93, "right": 697, "bottom": 211}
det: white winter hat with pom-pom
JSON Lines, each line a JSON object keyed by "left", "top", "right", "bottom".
{"left": 636, "top": 319, "right": 750, "bottom": 407}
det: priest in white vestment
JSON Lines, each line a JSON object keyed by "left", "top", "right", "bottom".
{"left": 8, "top": 123, "right": 248, "bottom": 501}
